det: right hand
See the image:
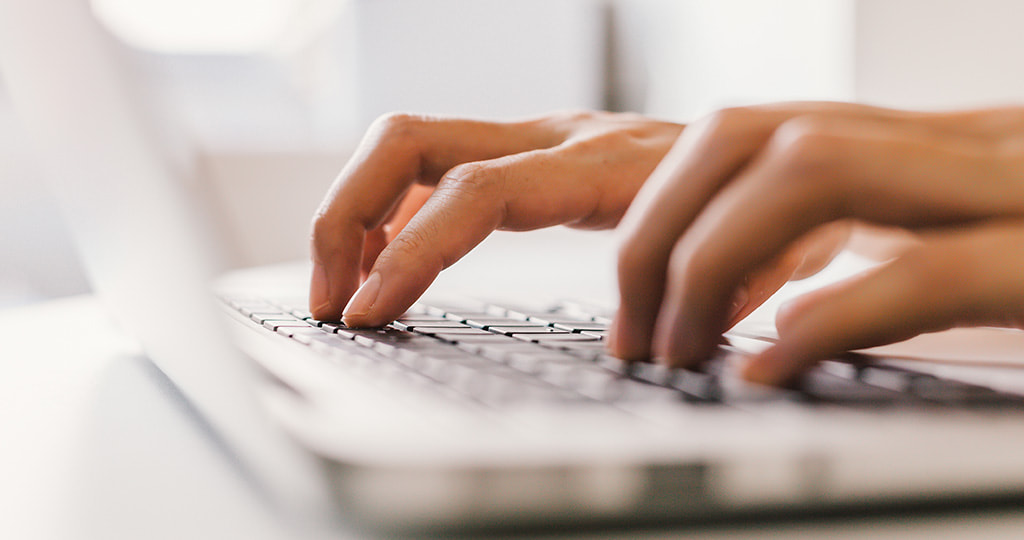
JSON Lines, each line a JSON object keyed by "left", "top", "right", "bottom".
{"left": 309, "top": 111, "right": 684, "bottom": 325}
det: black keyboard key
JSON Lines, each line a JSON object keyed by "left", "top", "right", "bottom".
{"left": 905, "top": 375, "right": 1022, "bottom": 407}
{"left": 796, "top": 370, "right": 915, "bottom": 406}
{"left": 668, "top": 369, "right": 723, "bottom": 403}
{"left": 630, "top": 362, "right": 673, "bottom": 386}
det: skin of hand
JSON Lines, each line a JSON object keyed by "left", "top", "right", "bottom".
{"left": 611, "top": 102, "right": 1024, "bottom": 386}
{"left": 309, "top": 110, "right": 847, "bottom": 329}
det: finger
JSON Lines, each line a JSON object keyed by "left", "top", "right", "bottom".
{"left": 789, "top": 220, "right": 852, "bottom": 280}
{"left": 610, "top": 104, "right": 905, "bottom": 360}
{"left": 725, "top": 221, "right": 852, "bottom": 327}
{"left": 743, "top": 222, "right": 1024, "bottom": 385}
{"left": 360, "top": 185, "right": 434, "bottom": 278}
{"left": 310, "top": 113, "right": 564, "bottom": 320}
{"left": 611, "top": 108, "right": 783, "bottom": 360}
{"left": 655, "top": 115, "right": 1023, "bottom": 368}
{"left": 342, "top": 147, "right": 607, "bottom": 327}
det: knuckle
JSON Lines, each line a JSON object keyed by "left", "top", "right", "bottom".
{"left": 757, "top": 116, "right": 851, "bottom": 207}
{"left": 550, "top": 109, "right": 597, "bottom": 124}
{"left": 309, "top": 213, "right": 334, "bottom": 249}
{"left": 770, "top": 116, "right": 844, "bottom": 171}
{"left": 440, "top": 161, "right": 506, "bottom": 197}
{"left": 369, "top": 111, "right": 425, "bottom": 147}
{"left": 564, "top": 129, "right": 635, "bottom": 154}
{"left": 380, "top": 225, "right": 447, "bottom": 273}
{"left": 386, "top": 226, "right": 431, "bottom": 258}
{"left": 697, "top": 106, "right": 758, "bottom": 135}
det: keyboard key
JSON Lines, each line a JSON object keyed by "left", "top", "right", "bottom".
{"left": 262, "top": 319, "right": 311, "bottom": 332}
{"left": 392, "top": 320, "right": 469, "bottom": 331}
{"left": 394, "top": 314, "right": 447, "bottom": 323}
{"left": 550, "top": 341, "right": 607, "bottom": 358}
{"left": 442, "top": 311, "right": 495, "bottom": 323}
{"left": 516, "top": 333, "right": 600, "bottom": 344}
{"left": 237, "top": 304, "right": 278, "bottom": 317}
{"left": 250, "top": 312, "right": 297, "bottom": 324}
{"left": 539, "top": 363, "right": 615, "bottom": 390}
{"left": 796, "top": 370, "right": 914, "bottom": 406}
{"left": 464, "top": 318, "right": 538, "bottom": 329}
{"left": 816, "top": 360, "right": 862, "bottom": 380}
{"left": 414, "top": 327, "right": 491, "bottom": 336}
{"left": 630, "top": 362, "right": 673, "bottom": 386}
{"left": 489, "top": 326, "right": 568, "bottom": 336}
{"left": 343, "top": 327, "right": 429, "bottom": 346}
{"left": 858, "top": 366, "right": 911, "bottom": 392}
{"left": 474, "top": 342, "right": 552, "bottom": 362}
{"left": 526, "top": 315, "right": 599, "bottom": 327}
{"left": 551, "top": 322, "right": 609, "bottom": 332}
{"left": 667, "top": 369, "right": 723, "bottom": 403}
{"left": 595, "top": 354, "right": 632, "bottom": 375}
{"left": 505, "top": 352, "right": 589, "bottom": 374}
{"left": 276, "top": 326, "right": 323, "bottom": 338}
{"left": 905, "top": 374, "right": 1021, "bottom": 407}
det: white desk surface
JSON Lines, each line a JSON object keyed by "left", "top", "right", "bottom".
{"left": 6, "top": 293, "right": 1024, "bottom": 540}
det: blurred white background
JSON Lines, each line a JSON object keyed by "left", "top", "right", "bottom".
{"left": 5, "top": 0, "right": 1024, "bottom": 308}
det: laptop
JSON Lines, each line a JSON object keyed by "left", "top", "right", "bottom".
{"left": 6, "top": 1, "right": 1024, "bottom": 535}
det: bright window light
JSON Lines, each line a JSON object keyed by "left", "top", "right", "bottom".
{"left": 90, "top": 0, "right": 298, "bottom": 53}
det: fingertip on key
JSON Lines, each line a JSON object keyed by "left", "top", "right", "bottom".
{"left": 342, "top": 272, "right": 383, "bottom": 327}
{"left": 741, "top": 346, "right": 795, "bottom": 387}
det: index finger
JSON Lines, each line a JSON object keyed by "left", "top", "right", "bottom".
{"left": 309, "top": 113, "right": 563, "bottom": 320}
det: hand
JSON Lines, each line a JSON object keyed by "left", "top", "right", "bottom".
{"left": 309, "top": 111, "right": 684, "bottom": 325}
{"left": 611, "top": 102, "right": 1024, "bottom": 385}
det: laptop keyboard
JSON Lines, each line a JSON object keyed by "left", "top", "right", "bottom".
{"left": 224, "top": 296, "right": 1024, "bottom": 411}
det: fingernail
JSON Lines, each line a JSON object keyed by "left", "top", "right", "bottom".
{"left": 310, "top": 263, "right": 331, "bottom": 314}
{"left": 343, "top": 272, "right": 382, "bottom": 321}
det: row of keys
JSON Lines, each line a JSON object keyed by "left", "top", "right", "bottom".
{"left": 225, "top": 297, "right": 1024, "bottom": 411}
